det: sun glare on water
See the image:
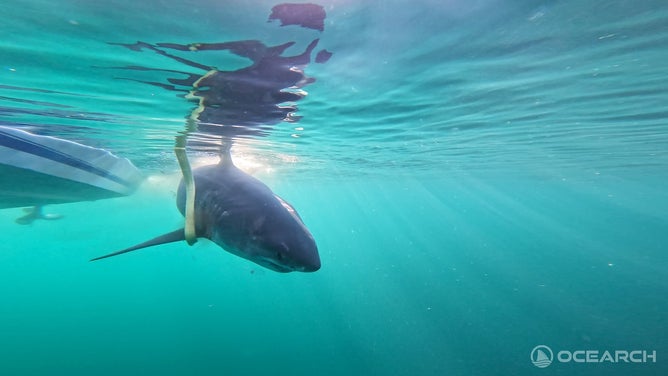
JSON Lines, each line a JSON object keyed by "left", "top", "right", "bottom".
{"left": 141, "top": 144, "right": 302, "bottom": 191}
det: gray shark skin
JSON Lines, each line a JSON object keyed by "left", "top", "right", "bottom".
{"left": 91, "top": 156, "right": 320, "bottom": 273}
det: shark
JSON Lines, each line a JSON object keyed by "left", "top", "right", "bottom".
{"left": 91, "top": 150, "right": 320, "bottom": 273}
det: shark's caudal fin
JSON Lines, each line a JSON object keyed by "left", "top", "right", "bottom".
{"left": 90, "top": 228, "right": 186, "bottom": 261}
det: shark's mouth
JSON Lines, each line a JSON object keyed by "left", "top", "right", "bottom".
{"left": 257, "top": 258, "right": 293, "bottom": 273}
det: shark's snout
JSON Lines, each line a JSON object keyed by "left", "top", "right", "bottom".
{"left": 301, "top": 246, "right": 321, "bottom": 272}
{"left": 291, "top": 233, "right": 321, "bottom": 272}
{"left": 302, "top": 260, "right": 320, "bottom": 272}
{"left": 292, "top": 256, "right": 320, "bottom": 272}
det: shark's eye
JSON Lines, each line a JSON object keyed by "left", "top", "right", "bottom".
{"left": 276, "top": 252, "right": 284, "bottom": 260}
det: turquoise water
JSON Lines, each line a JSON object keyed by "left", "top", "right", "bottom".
{"left": 1, "top": 1, "right": 667, "bottom": 375}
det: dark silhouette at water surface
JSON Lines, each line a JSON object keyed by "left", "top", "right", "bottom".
{"left": 269, "top": 3, "right": 326, "bottom": 31}
{"left": 111, "top": 2, "right": 332, "bottom": 144}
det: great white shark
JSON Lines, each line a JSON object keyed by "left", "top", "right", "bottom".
{"left": 91, "top": 151, "right": 321, "bottom": 273}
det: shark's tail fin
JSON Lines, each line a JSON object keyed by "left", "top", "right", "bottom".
{"left": 90, "top": 228, "right": 186, "bottom": 261}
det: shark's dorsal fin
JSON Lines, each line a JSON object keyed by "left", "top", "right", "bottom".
{"left": 90, "top": 228, "right": 186, "bottom": 261}
{"left": 219, "top": 141, "right": 234, "bottom": 167}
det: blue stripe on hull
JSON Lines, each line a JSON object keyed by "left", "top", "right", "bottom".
{"left": 0, "top": 128, "right": 133, "bottom": 189}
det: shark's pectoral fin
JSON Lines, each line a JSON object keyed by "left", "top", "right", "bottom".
{"left": 90, "top": 228, "right": 187, "bottom": 261}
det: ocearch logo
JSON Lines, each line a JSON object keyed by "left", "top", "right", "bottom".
{"left": 530, "top": 345, "right": 553, "bottom": 368}
{"left": 530, "top": 345, "right": 657, "bottom": 368}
